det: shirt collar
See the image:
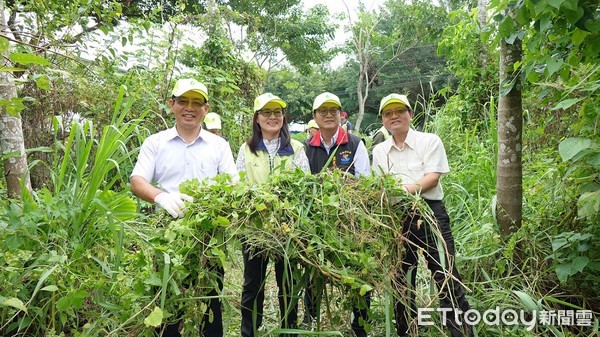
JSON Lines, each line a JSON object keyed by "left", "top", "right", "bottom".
{"left": 167, "top": 126, "right": 206, "bottom": 144}
{"left": 309, "top": 126, "right": 349, "bottom": 147}
{"left": 384, "top": 128, "right": 416, "bottom": 153}
{"left": 404, "top": 128, "right": 417, "bottom": 149}
{"left": 165, "top": 126, "right": 179, "bottom": 140}
{"left": 256, "top": 135, "right": 294, "bottom": 156}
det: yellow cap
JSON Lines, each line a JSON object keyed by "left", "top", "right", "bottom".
{"left": 312, "top": 92, "right": 341, "bottom": 111}
{"left": 253, "top": 93, "right": 287, "bottom": 112}
{"left": 307, "top": 119, "right": 319, "bottom": 129}
{"left": 204, "top": 112, "right": 221, "bottom": 130}
{"left": 172, "top": 78, "right": 209, "bottom": 102}
{"left": 378, "top": 93, "right": 412, "bottom": 113}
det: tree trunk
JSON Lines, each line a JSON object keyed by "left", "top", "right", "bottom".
{"left": 477, "top": 0, "right": 488, "bottom": 68}
{"left": 355, "top": 59, "right": 368, "bottom": 134}
{"left": 0, "top": 0, "right": 31, "bottom": 198}
{"left": 496, "top": 23, "right": 523, "bottom": 234}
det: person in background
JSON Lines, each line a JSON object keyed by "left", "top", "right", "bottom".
{"left": 130, "top": 78, "right": 237, "bottom": 337}
{"left": 204, "top": 112, "right": 227, "bottom": 140}
{"left": 306, "top": 119, "right": 319, "bottom": 141}
{"left": 237, "top": 93, "right": 310, "bottom": 337}
{"left": 371, "top": 93, "right": 473, "bottom": 337}
{"left": 303, "top": 92, "right": 371, "bottom": 337}
{"left": 371, "top": 124, "right": 391, "bottom": 148}
{"left": 339, "top": 111, "right": 353, "bottom": 134}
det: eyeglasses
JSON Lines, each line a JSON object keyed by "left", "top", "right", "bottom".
{"left": 382, "top": 108, "right": 409, "bottom": 118}
{"left": 315, "top": 108, "right": 340, "bottom": 116}
{"left": 258, "top": 109, "right": 284, "bottom": 118}
{"left": 174, "top": 97, "right": 206, "bottom": 109}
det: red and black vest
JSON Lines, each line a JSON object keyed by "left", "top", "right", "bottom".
{"left": 304, "top": 126, "right": 362, "bottom": 176}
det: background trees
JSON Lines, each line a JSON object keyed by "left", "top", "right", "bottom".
{"left": 1, "top": 0, "right": 599, "bottom": 335}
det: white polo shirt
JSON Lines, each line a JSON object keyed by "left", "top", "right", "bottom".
{"left": 131, "top": 126, "right": 238, "bottom": 193}
{"left": 372, "top": 128, "right": 449, "bottom": 200}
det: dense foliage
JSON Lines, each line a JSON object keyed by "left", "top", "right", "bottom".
{"left": 1, "top": 0, "right": 598, "bottom": 335}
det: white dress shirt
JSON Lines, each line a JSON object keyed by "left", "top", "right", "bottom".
{"left": 131, "top": 126, "right": 238, "bottom": 193}
{"left": 372, "top": 128, "right": 449, "bottom": 200}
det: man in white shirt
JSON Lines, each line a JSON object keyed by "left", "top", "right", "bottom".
{"left": 130, "top": 78, "right": 237, "bottom": 337}
{"left": 372, "top": 94, "right": 473, "bottom": 337}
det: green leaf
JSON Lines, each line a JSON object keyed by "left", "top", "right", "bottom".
{"left": 552, "top": 98, "right": 583, "bottom": 110}
{"left": 548, "top": 0, "right": 564, "bottom": 9}
{"left": 571, "top": 256, "right": 589, "bottom": 273}
{"left": 555, "top": 262, "right": 573, "bottom": 283}
{"left": 546, "top": 57, "right": 563, "bottom": 76}
{"left": 578, "top": 191, "right": 600, "bottom": 218}
{"left": 99, "top": 301, "right": 122, "bottom": 311}
{"left": 513, "top": 290, "right": 540, "bottom": 311}
{"left": 563, "top": 7, "right": 584, "bottom": 24}
{"left": 359, "top": 284, "right": 373, "bottom": 296}
{"left": 0, "top": 37, "right": 9, "bottom": 52}
{"left": 35, "top": 75, "right": 50, "bottom": 90}
{"left": 215, "top": 216, "right": 230, "bottom": 227}
{"left": 56, "top": 290, "right": 89, "bottom": 312}
{"left": 499, "top": 16, "right": 516, "bottom": 39}
{"left": 551, "top": 237, "right": 568, "bottom": 251}
{"left": 561, "top": 0, "right": 578, "bottom": 10}
{"left": 584, "top": 17, "right": 600, "bottom": 33}
{"left": 144, "top": 306, "right": 164, "bottom": 327}
{"left": 9, "top": 53, "right": 51, "bottom": 66}
{"left": 527, "top": 70, "right": 540, "bottom": 83}
{"left": 255, "top": 203, "right": 267, "bottom": 211}
{"left": 5, "top": 234, "right": 23, "bottom": 249}
{"left": 1, "top": 297, "right": 27, "bottom": 312}
{"left": 588, "top": 153, "right": 600, "bottom": 167}
{"left": 572, "top": 28, "right": 589, "bottom": 45}
{"left": 534, "top": 1, "right": 550, "bottom": 16}
{"left": 41, "top": 285, "right": 59, "bottom": 292}
{"left": 558, "top": 138, "right": 592, "bottom": 161}
{"left": 342, "top": 276, "right": 355, "bottom": 285}
{"left": 539, "top": 15, "right": 553, "bottom": 33}
{"left": 0, "top": 98, "right": 26, "bottom": 117}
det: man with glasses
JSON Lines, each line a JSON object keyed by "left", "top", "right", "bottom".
{"left": 372, "top": 94, "right": 472, "bottom": 337}
{"left": 304, "top": 92, "right": 369, "bottom": 176}
{"left": 303, "top": 92, "right": 371, "bottom": 337}
{"left": 130, "top": 78, "right": 237, "bottom": 337}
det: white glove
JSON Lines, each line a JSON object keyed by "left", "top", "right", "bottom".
{"left": 154, "top": 192, "right": 194, "bottom": 218}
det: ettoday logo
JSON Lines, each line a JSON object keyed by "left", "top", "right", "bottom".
{"left": 418, "top": 307, "right": 595, "bottom": 331}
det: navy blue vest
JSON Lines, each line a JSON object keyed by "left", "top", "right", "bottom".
{"left": 304, "top": 126, "right": 361, "bottom": 176}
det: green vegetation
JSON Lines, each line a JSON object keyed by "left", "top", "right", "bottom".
{"left": 1, "top": 0, "right": 598, "bottom": 336}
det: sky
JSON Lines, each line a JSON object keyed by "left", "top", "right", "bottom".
{"left": 79, "top": 0, "right": 387, "bottom": 71}
{"left": 301, "top": 0, "right": 386, "bottom": 68}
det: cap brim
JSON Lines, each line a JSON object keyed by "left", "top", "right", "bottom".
{"left": 257, "top": 98, "right": 287, "bottom": 111}
{"left": 321, "top": 99, "right": 341, "bottom": 107}
{"left": 380, "top": 99, "right": 408, "bottom": 113}
{"left": 174, "top": 89, "right": 208, "bottom": 101}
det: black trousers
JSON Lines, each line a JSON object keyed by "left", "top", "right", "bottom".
{"left": 157, "top": 264, "right": 224, "bottom": 337}
{"left": 304, "top": 272, "right": 370, "bottom": 336}
{"left": 395, "top": 199, "right": 472, "bottom": 337}
{"left": 241, "top": 245, "right": 298, "bottom": 337}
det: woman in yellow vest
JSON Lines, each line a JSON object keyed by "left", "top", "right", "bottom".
{"left": 236, "top": 93, "right": 309, "bottom": 337}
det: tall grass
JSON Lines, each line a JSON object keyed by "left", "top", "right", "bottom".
{"left": 0, "top": 87, "right": 156, "bottom": 336}
{"left": 429, "top": 93, "right": 599, "bottom": 336}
